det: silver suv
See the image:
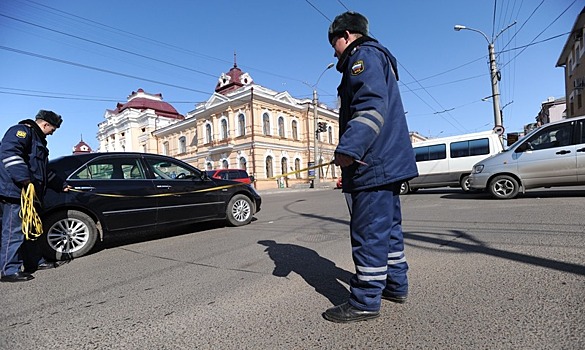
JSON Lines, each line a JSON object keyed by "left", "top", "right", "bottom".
{"left": 469, "top": 115, "right": 585, "bottom": 199}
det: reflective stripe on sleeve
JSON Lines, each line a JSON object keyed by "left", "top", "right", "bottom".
{"left": 3, "top": 155, "right": 25, "bottom": 168}
{"left": 350, "top": 110, "right": 384, "bottom": 135}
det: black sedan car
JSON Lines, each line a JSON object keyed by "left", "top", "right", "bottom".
{"left": 41, "top": 152, "right": 261, "bottom": 260}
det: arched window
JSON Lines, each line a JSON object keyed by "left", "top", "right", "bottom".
{"left": 221, "top": 119, "right": 228, "bottom": 140}
{"left": 294, "top": 158, "right": 301, "bottom": 179}
{"left": 239, "top": 157, "right": 247, "bottom": 171}
{"left": 281, "top": 157, "right": 288, "bottom": 177}
{"left": 263, "top": 113, "right": 270, "bottom": 135}
{"left": 278, "top": 117, "right": 285, "bottom": 138}
{"left": 206, "top": 124, "right": 212, "bottom": 144}
{"left": 178, "top": 136, "right": 186, "bottom": 154}
{"left": 328, "top": 126, "right": 333, "bottom": 144}
{"left": 222, "top": 159, "right": 229, "bottom": 169}
{"left": 162, "top": 141, "right": 169, "bottom": 155}
{"left": 292, "top": 120, "right": 298, "bottom": 140}
{"left": 265, "top": 156, "right": 273, "bottom": 178}
{"left": 206, "top": 162, "right": 212, "bottom": 170}
{"left": 238, "top": 114, "right": 246, "bottom": 137}
{"left": 190, "top": 130, "right": 198, "bottom": 146}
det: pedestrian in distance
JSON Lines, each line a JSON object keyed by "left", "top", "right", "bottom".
{"left": 324, "top": 11, "right": 419, "bottom": 323}
{"left": 0, "top": 110, "right": 68, "bottom": 282}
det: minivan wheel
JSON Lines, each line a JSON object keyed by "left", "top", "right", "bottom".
{"left": 399, "top": 182, "right": 410, "bottom": 195}
{"left": 41, "top": 210, "right": 98, "bottom": 260}
{"left": 226, "top": 194, "right": 253, "bottom": 226}
{"left": 460, "top": 175, "right": 471, "bottom": 192}
{"left": 488, "top": 175, "right": 520, "bottom": 199}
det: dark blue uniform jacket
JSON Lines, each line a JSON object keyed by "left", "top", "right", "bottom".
{"left": 0, "top": 119, "right": 55, "bottom": 201}
{"left": 336, "top": 37, "right": 418, "bottom": 192}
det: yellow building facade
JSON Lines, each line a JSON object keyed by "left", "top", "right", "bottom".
{"left": 153, "top": 64, "right": 340, "bottom": 190}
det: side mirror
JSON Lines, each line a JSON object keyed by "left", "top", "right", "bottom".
{"left": 249, "top": 175, "right": 255, "bottom": 182}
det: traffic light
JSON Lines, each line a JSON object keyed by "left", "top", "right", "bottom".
{"left": 317, "top": 121, "right": 328, "bottom": 133}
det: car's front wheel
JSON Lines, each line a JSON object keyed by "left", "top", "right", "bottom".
{"left": 226, "top": 194, "right": 253, "bottom": 226}
{"left": 488, "top": 175, "right": 520, "bottom": 199}
{"left": 41, "top": 210, "right": 98, "bottom": 260}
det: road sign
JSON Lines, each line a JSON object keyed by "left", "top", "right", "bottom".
{"left": 493, "top": 125, "right": 505, "bottom": 136}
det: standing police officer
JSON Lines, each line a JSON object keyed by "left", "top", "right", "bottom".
{"left": 0, "top": 110, "right": 65, "bottom": 282}
{"left": 324, "top": 12, "right": 418, "bottom": 323}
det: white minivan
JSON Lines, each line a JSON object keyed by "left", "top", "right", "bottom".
{"left": 469, "top": 115, "right": 585, "bottom": 199}
{"left": 401, "top": 131, "right": 504, "bottom": 194}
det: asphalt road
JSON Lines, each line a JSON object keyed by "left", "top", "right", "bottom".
{"left": 1, "top": 186, "right": 584, "bottom": 349}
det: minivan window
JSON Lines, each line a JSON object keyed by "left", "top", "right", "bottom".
{"left": 450, "top": 138, "right": 490, "bottom": 158}
{"left": 414, "top": 144, "right": 446, "bottom": 162}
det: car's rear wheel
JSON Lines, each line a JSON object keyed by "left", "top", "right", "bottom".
{"left": 399, "top": 182, "right": 410, "bottom": 195}
{"left": 226, "top": 194, "right": 253, "bottom": 226}
{"left": 41, "top": 210, "right": 98, "bottom": 260}
{"left": 460, "top": 175, "right": 471, "bottom": 192}
{"left": 488, "top": 175, "right": 519, "bottom": 199}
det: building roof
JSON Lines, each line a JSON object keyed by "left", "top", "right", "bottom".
{"left": 111, "top": 88, "right": 184, "bottom": 119}
{"left": 72, "top": 137, "right": 92, "bottom": 154}
{"left": 215, "top": 54, "right": 254, "bottom": 95}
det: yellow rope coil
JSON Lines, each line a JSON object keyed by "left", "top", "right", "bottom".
{"left": 20, "top": 183, "right": 43, "bottom": 240}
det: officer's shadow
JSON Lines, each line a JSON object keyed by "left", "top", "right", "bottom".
{"left": 258, "top": 240, "right": 353, "bottom": 306}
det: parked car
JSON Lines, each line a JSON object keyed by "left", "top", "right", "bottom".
{"left": 41, "top": 152, "right": 261, "bottom": 260}
{"left": 205, "top": 169, "right": 254, "bottom": 184}
{"left": 469, "top": 115, "right": 585, "bottom": 199}
{"left": 400, "top": 131, "right": 503, "bottom": 194}
{"left": 336, "top": 176, "right": 342, "bottom": 189}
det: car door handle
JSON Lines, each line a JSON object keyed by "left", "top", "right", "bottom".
{"left": 577, "top": 148, "right": 585, "bottom": 152}
{"left": 556, "top": 150, "right": 571, "bottom": 155}
{"left": 73, "top": 186, "right": 96, "bottom": 191}
{"left": 156, "top": 185, "right": 172, "bottom": 189}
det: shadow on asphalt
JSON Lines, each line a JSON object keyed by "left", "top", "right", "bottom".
{"left": 88, "top": 220, "right": 228, "bottom": 257}
{"left": 401, "top": 188, "right": 585, "bottom": 200}
{"left": 404, "top": 229, "right": 585, "bottom": 277}
{"left": 258, "top": 240, "right": 353, "bottom": 306}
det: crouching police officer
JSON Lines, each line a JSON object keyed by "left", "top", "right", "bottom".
{"left": 0, "top": 110, "right": 67, "bottom": 282}
{"left": 323, "top": 12, "right": 418, "bottom": 322}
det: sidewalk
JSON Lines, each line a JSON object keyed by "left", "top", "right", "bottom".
{"left": 256, "top": 181, "right": 338, "bottom": 195}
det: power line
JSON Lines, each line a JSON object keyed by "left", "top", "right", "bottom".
{"left": 0, "top": 87, "right": 201, "bottom": 104}
{"left": 15, "top": 0, "right": 309, "bottom": 86}
{"left": 0, "top": 13, "right": 218, "bottom": 78}
{"left": 500, "top": 0, "right": 579, "bottom": 70}
{"left": 0, "top": 45, "right": 210, "bottom": 95}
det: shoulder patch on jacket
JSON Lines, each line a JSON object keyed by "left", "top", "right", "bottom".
{"left": 16, "top": 130, "right": 27, "bottom": 138}
{"left": 351, "top": 60, "right": 364, "bottom": 75}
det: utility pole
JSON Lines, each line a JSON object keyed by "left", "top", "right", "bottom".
{"left": 313, "top": 88, "right": 320, "bottom": 184}
{"left": 454, "top": 22, "right": 516, "bottom": 142}
{"left": 304, "top": 63, "right": 333, "bottom": 188}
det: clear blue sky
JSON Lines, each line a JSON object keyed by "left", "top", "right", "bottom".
{"left": 0, "top": 0, "right": 582, "bottom": 158}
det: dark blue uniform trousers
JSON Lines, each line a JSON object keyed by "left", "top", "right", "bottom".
{"left": 345, "top": 183, "right": 408, "bottom": 311}
{"left": 1, "top": 201, "right": 44, "bottom": 276}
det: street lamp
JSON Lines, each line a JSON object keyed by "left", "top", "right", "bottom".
{"left": 454, "top": 22, "right": 516, "bottom": 138}
{"left": 306, "top": 63, "right": 334, "bottom": 187}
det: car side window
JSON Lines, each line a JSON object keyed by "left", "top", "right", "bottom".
{"left": 520, "top": 123, "right": 573, "bottom": 152}
{"left": 71, "top": 157, "right": 144, "bottom": 180}
{"left": 145, "top": 157, "right": 201, "bottom": 180}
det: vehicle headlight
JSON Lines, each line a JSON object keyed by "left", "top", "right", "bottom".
{"left": 472, "top": 164, "right": 484, "bottom": 174}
